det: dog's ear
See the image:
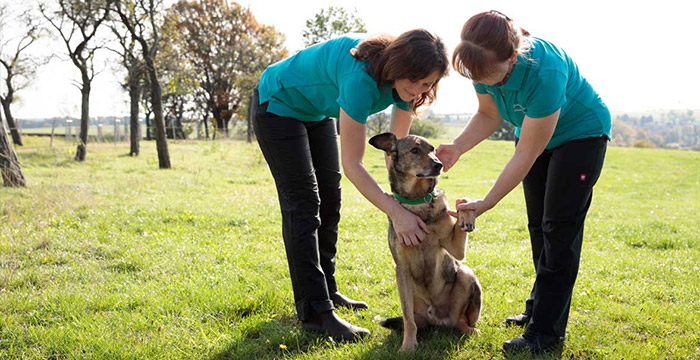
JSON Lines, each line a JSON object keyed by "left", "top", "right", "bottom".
{"left": 369, "top": 132, "right": 397, "bottom": 153}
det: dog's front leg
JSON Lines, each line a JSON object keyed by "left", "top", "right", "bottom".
{"left": 395, "top": 266, "right": 418, "bottom": 352}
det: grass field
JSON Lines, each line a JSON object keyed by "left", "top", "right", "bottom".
{"left": 1, "top": 136, "right": 699, "bottom": 359}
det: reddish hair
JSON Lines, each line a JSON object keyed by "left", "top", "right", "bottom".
{"left": 352, "top": 29, "right": 449, "bottom": 112}
{"left": 452, "top": 10, "right": 530, "bottom": 81}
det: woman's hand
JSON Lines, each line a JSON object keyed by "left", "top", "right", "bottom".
{"left": 435, "top": 142, "right": 463, "bottom": 172}
{"left": 389, "top": 205, "right": 429, "bottom": 247}
{"left": 457, "top": 198, "right": 494, "bottom": 217}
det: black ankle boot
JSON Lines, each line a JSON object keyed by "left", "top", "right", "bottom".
{"left": 503, "top": 326, "right": 564, "bottom": 353}
{"left": 504, "top": 311, "right": 531, "bottom": 327}
{"left": 301, "top": 310, "right": 370, "bottom": 342}
{"left": 330, "top": 291, "right": 368, "bottom": 310}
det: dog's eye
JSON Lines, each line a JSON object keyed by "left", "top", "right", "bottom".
{"left": 410, "top": 148, "right": 420, "bottom": 154}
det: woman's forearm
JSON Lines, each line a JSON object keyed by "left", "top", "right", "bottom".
{"left": 482, "top": 150, "right": 538, "bottom": 208}
{"left": 342, "top": 161, "right": 401, "bottom": 217}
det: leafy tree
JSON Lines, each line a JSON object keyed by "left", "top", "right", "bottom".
{"left": 40, "top": 0, "right": 114, "bottom": 161}
{"left": 165, "top": 0, "right": 287, "bottom": 138}
{"left": 302, "top": 6, "right": 366, "bottom": 47}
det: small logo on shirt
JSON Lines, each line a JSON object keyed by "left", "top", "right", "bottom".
{"left": 579, "top": 174, "right": 587, "bottom": 181}
{"left": 513, "top": 104, "right": 527, "bottom": 113}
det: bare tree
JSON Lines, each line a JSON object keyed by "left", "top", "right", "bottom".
{"left": 114, "top": 0, "right": 170, "bottom": 169}
{"left": 0, "top": 3, "right": 45, "bottom": 147}
{"left": 109, "top": 22, "right": 144, "bottom": 156}
{"left": 0, "top": 109, "right": 25, "bottom": 187}
{"left": 40, "top": 0, "right": 114, "bottom": 161}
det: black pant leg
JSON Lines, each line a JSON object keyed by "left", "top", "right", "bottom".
{"left": 253, "top": 103, "right": 334, "bottom": 321}
{"left": 529, "top": 136, "right": 607, "bottom": 336}
{"left": 306, "top": 118, "right": 342, "bottom": 295}
{"left": 521, "top": 149, "right": 551, "bottom": 314}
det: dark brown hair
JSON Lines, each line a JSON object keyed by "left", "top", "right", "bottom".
{"left": 351, "top": 29, "right": 449, "bottom": 111}
{"left": 452, "top": 10, "right": 530, "bottom": 81}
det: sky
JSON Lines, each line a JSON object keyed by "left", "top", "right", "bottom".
{"left": 6, "top": 0, "right": 700, "bottom": 119}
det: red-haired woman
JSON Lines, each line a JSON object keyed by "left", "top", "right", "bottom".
{"left": 438, "top": 11, "right": 610, "bottom": 353}
{"left": 254, "top": 29, "right": 449, "bottom": 342}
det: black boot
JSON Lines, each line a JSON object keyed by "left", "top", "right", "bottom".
{"left": 504, "top": 311, "right": 531, "bottom": 327}
{"left": 301, "top": 310, "right": 370, "bottom": 342}
{"left": 330, "top": 291, "right": 368, "bottom": 310}
{"left": 503, "top": 326, "right": 564, "bottom": 354}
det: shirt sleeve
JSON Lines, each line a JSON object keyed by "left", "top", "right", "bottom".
{"left": 473, "top": 82, "right": 489, "bottom": 94}
{"left": 337, "top": 72, "right": 378, "bottom": 124}
{"left": 526, "top": 70, "right": 567, "bottom": 118}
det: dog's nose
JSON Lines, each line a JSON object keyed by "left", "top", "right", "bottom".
{"left": 432, "top": 161, "right": 443, "bottom": 171}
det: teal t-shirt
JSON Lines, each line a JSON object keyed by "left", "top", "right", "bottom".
{"left": 258, "top": 33, "right": 411, "bottom": 124}
{"left": 474, "top": 37, "right": 611, "bottom": 149}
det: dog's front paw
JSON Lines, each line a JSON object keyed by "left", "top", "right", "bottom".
{"left": 458, "top": 209, "right": 476, "bottom": 232}
{"left": 400, "top": 340, "right": 418, "bottom": 352}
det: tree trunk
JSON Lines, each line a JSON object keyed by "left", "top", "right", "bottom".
{"left": 145, "top": 110, "right": 152, "bottom": 140}
{"left": 129, "top": 74, "right": 141, "bottom": 156}
{"left": 203, "top": 114, "right": 209, "bottom": 140}
{"left": 147, "top": 62, "right": 170, "bottom": 169}
{"left": 0, "top": 111, "right": 25, "bottom": 187}
{"left": 75, "top": 72, "right": 90, "bottom": 162}
{"left": 0, "top": 98, "right": 22, "bottom": 146}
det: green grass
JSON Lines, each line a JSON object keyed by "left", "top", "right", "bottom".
{"left": 2, "top": 136, "right": 699, "bottom": 359}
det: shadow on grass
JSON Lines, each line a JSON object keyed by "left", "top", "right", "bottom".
{"left": 210, "top": 317, "right": 334, "bottom": 360}
{"left": 210, "top": 319, "right": 473, "bottom": 360}
{"left": 354, "top": 326, "right": 479, "bottom": 360}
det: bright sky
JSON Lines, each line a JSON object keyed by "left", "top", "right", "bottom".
{"left": 9, "top": 0, "right": 699, "bottom": 119}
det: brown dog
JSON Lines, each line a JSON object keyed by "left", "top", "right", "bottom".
{"left": 369, "top": 132, "right": 481, "bottom": 352}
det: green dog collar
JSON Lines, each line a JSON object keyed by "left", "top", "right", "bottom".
{"left": 393, "top": 190, "right": 438, "bottom": 205}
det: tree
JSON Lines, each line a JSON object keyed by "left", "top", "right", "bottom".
{"left": 302, "top": 6, "right": 366, "bottom": 47}
{"left": 109, "top": 21, "right": 145, "bottom": 156}
{"left": 40, "top": 0, "right": 114, "bottom": 161}
{"left": 0, "top": 3, "right": 46, "bottom": 147}
{"left": 366, "top": 111, "right": 390, "bottom": 136}
{"left": 114, "top": 0, "right": 170, "bottom": 169}
{"left": 489, "top": 120, "right": 516, "bottom": 141}
{"left": 165, "top": 0, "right": 287, "bottom": 138}
{"left": 0, "top": 109, "right": 25, "bottom": 187}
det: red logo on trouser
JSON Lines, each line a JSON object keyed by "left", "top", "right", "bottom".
{"left": 580, "top": 174, "right": 587, "bottom": 181}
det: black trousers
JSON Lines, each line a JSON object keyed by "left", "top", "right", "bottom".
{"left": 519, "top": 135, "right": 607, "bottom": 337}
{"left": 253, "top": 100, "right": 341, "bottom": 321}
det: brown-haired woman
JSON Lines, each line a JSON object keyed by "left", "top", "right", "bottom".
{"left": 438, "top": 10, "right": 611, "bottom": 353}
{"left": 254, "top": 29, "right": 449, "bottom": 342}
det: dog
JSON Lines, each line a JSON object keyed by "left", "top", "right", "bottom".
{"left": 369, "top": 132, "right": 482, "bottom": 352}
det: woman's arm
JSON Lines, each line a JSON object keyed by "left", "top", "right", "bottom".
{"left": 436, "top": 93, "right": 502, "bottom": 171}
{"left": 339, "top": 108, "right": 428, "bottom": 246}
{"left": 457, "top": 110, "right": 560, "bottom": 216}
{"left": 389, "top": 105, "right": 413, "bottom": 138}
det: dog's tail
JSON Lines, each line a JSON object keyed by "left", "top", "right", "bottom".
{"left": 379, "top": 317, "right": 403, "bottom": 331}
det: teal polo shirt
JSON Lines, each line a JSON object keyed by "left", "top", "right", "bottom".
{"left": 258, "top": 33, "right": 411, "bottom": 124}
{"left": 474, "top": 37, "right": 611, "bottom": 149}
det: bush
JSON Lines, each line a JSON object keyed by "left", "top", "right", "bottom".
{"left": 633, "top": 139, "right": 656, "bottom": 148}
{"left": 409, "top": 117, "right": 445, "bottom": 138}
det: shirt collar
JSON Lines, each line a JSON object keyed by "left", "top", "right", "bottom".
{"left": 497, "top": 54, "right": 527, "bottom": 91}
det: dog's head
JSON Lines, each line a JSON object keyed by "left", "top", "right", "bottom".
{"left": 369, "top": 132, "right": 442, "bottom": 197}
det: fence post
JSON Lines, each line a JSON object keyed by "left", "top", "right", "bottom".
{"left": 114, "top": 119, "right": 120, "bottom": 143}
{"left": 97, "top": 124, "right": 103, "bottom": 142}
{"left": 66, "top": 120, "right": 72, "bottom": 142}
